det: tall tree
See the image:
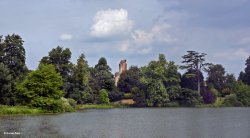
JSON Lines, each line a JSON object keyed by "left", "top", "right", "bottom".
{"left": 238, "top": 56, "right": 250, "bottom": 85}
{"left": 67, "top": 54, "right": 92, "bottom": 103}
{"left": 207, "top": 64, "right": 226, "bottom": 92}
{"left": 181, "top": 69, "right": 204, "bottom": 91}
{"left": 2, "top": 34, "right": 27, "bottom": 80}
{"left": 90, "top": 57, "right": 114, "bottom": 103}
{"left": 40, "top": 46, "right": 73, "bottom": 94}
{"left": 180, "top": 51, "right": 210, "bottom": 95}
{"left": 0, "top": 63, "right": 12, "bottom": 104}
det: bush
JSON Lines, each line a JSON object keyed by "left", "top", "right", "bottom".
{"left": 223, "top": 94, "right": 242, "bottom": 107}
{"left": 99, "top": 89, "right": 110, "bottom": 104}
{"left": 203, "top": 87, "right": 216, "bottom": 104}
{"left": 31, "top": 97, "right": 64, "bottom": 113}
{"left": 67, "top": 98, "right": 77, "bottom": 108}
{"left": 109, "top": 91, "right": 124, "bottom": 102}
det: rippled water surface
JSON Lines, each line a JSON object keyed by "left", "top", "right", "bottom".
{"left": 0, "top": 108, "right": 250, "bottom": 138}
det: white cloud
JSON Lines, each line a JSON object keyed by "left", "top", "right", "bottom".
{"left": 60, "top": 33, "right": 73, "bottom": 41}
{"left": 132, "top": 24, "right": 175, "bottom": 46}
{"left": 90, "top": 8, "right": 133, "bottom": 37}
{"left": 117, "top": 24, "right": 176, "bottom": 55}
{"left": 214, "top": 48, "right": 249, "bottom": 60}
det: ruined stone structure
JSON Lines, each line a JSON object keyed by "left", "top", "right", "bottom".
{"left": 115, "top": 59, "right": 127, "bottom": 86}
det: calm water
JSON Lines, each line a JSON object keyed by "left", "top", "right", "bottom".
{"left": 0, "top": 108, "right": 250, "bottom": 138}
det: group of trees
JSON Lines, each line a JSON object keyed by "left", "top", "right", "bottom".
{"left": 1, "top": 34, "right": 250, "bottom": 112}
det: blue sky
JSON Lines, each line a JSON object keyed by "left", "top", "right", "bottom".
{"left": 0, "top": 0, "right": 250, "bottom": 77}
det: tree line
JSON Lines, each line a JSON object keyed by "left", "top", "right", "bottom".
{"left": 1, "top": 34, "right": 250, "bottom": 112}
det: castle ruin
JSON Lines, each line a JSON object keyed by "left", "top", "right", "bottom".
{"left": 115, "top": 59, "right": 127, "bottom": 86}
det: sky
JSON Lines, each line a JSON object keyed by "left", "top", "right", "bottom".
{"left": 0, "top": 0, "right": 250, "bottom": 77}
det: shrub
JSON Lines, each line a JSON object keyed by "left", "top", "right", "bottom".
{"left": 31, "top": 97, "right": 64, "bottom": 113}
{"left": 203, "top": 87, "right": 216, "bottom": 104}
{"left": 99, "top": 89, "right": 110, "bottom": 104}
{"left": 223, "top": 94, "right": 242, "bottom": 107}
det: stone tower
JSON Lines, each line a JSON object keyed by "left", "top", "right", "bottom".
{"left": 115, "top": 59, "right": 127, "bottom": 86}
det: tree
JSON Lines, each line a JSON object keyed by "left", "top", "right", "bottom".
{"left": 17, "top": 64, "right": 64, "bottom": 112}
{"left": 40, "top": 46, "right": 73, "bottom": 95}
{"left": 99, "top": 89, "right": 110, "bottom": 104}
{"left": 40, "top": 46, "right": 73, "bottom": 79}
{"left": 175, "top": 88, "right": 199, "bottom": 107}
{"left": 146, "top": 79, "right": 169, "bottom": 107}
{"left": 238, "top": 56, "right": 250, "bottom": 85}
{"left": 66, "top": 54, "right": 92, "bottom": 104}
{"left": 89, "top": 57, "right": 114, "bottom": 103}
{"left": 207, "top": 64, "right": 226, "bottom": 92}
{"left": 1, "top": 34, "right": 28, "bottom": 80}
{"left": 180, "top": 51, "right": 210, "bottom": 95}
{"left": 181, "top": 69, "right": 204, "bottom": 91}
{"left": 117, "top": 66, "right": 141, "bottom": 93}
{"left": 0, "top": 63, "right": 12, "bottom": 104}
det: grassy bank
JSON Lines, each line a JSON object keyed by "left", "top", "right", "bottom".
{"left": 77, "top": 104, "right": 128, "bottom": 110}
{"left": 0, "top": 105, "right": 44, "bottom": 115}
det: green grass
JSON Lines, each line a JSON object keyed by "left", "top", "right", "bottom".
{"left": 0, "top": 105, "right": 44, "bottom": 115}
{"left": 77, "top": 104, "right": 128, "bottom": 110}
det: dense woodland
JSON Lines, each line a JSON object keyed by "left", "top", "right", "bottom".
{"left": 1, "top": 34, "right": 250, "bottom": 112}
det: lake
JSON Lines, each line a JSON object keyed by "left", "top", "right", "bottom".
{"left": 0, "top": 108, "right": 250, "bottom": 138}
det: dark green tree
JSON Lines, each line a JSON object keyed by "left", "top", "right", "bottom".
{"left": 40, "top": 46, "right": 73, "bottom": 80}
{"left": 90, "top": 57, "right": 115, "bottom": 103}
{"left": 67, "top": 54, "right": 92, "bottom": 103}
{"left": 238, "top": 56, "right": 250, "bottom": 85}
{"left": 181, "top": 69, "right": 204, "bottom": 91}
{"left": 1, "top": 34, "right": 28, "bottom": 80}
{"left": 40, "top": 46, "right": 73, "bottom": 95}
{"left": 175, "top": 88, "right": 199, "bottom": 107}
{"left": 207, "top": 64, "right": 226, "bottom": 92}
{"left": 180, "top": 51, "right": 210, "bottom": 95}
{"left": 17, "top": 64, "right": 64, "bottom": 112}
{"left": 117, "top": 66, "right": 141, "bottom": 93}
{"left": 146, "top": 79, "right": 169, "bottom": 107}
{"left": 0, "top": 63, "right": 12, "bottom": 104}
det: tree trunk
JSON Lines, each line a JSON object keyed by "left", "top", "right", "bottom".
{"left": 197, "top": 67, "right": 200, "bottom": 96}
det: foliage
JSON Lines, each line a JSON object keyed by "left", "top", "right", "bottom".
{"left": 1, "top": 34, "right": 28, "bottom": 80}
{"left": 117, "top": 66, "right": 141, "bottom": 93}
{"left": 109, "top": 90, "right": 124, "bottom": 102}
{"left": 181, "top": 69, "right": 204, "bottom": 92}
{"left": 99, "top": 89, "right": 110, "bottom": 104}
{"left": 238, "top": 56, "right": 250, "bottom": 85}
{"left": 146, "top": 79, "right": 169, "bottom": 107}
{"left": 233, "top": 82, "right": 250, "bottom": 106}
{"left": 202, "top": 87, "right": 216, "bottom": 104}
{"left": 66, "top": 54, "right": 93, "bottom": 104}
{"left": 175, "top": 88, "right": 199, "bottom": 107}
{"left": 90, "top": 57, "right": 114, "bottom": 103}
{"left": 207, "top": 64, "right": 226, "bottom": 92}
{"left": 223, "top": 94, "right": 242, "bottom": 107}
{"left": 17, "top": 64, "right": 64, "bottom": 112}
{"left": 180, "top": 51, "right": 210, "bottom": 95}
{"left": 40, "top": 46, "right": 73, "bottom": 96}
{"left": 0, "top": 63, "right": 12, "bottom": 104}
{"left": 132, "top": 87, "right": 147, "bottom": 107}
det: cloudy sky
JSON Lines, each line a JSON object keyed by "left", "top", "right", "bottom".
{"left": 0, "top": 0, "right": 250, "bottom": 76}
